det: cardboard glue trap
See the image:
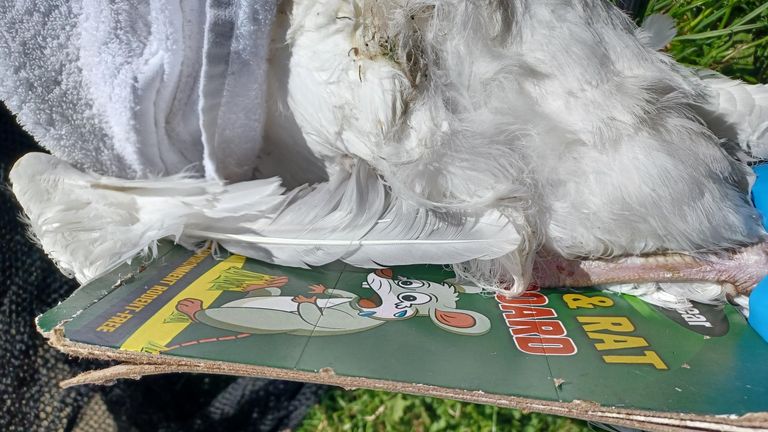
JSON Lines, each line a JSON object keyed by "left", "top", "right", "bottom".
{"left": 38, "top": 242, "right": 768, "bottom": 432}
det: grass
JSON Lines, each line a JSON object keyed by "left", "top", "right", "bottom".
{"left": 297, "top": 2, "right": 768, "bottom": 431}
{"left": 298, "top": 391, "right": 591, "bottom": 432}
{"left": 646, "top": 0, "right": 768, "bottom": 84}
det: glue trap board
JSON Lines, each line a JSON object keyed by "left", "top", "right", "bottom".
{"left": 38, "top": 243, "right": 768, "bottom": 431}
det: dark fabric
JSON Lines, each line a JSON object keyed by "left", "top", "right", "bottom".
{"left": 0, "top": 103, "right": 327, "bottom": 431}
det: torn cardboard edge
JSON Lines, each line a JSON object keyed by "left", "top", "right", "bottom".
{"left": 33, "top": 242, "right": 181, "bottom": 335}
{"left": 43, "top": 326, "right": 767, "bottom": 432}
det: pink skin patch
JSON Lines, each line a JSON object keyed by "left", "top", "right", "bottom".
{"left": 530, "top": 243, "right": 768, "bottom": 296}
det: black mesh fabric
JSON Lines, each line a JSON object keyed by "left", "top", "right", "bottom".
{"left": 0, "top": 103, "right": 327, "bottom": 431}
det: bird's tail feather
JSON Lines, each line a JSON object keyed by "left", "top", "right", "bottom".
{"left": 10, "top": 152, "right": 288, "bottom": 282}
{"left": 11, "top": 152, "right": 526, "bottom": 291}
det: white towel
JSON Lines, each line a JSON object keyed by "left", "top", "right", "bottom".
{"left": 0, "top": 0, "right": 278, "bottom": 181}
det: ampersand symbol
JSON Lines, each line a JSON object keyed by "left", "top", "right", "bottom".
{"left": 563, "top": 293, "right": 614, "bottom": 309}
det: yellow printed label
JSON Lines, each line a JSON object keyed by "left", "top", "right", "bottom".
{"left": 120, "top": 254, "right": 246, "bottom": 352}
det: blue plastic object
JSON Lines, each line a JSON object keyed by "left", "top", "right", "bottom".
{"left": 749, "top": 164, "right": 768, "bottom": 342}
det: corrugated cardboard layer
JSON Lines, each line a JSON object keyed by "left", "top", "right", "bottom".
{"left": 45, "top": 326, "right": 768, "bottom": 432}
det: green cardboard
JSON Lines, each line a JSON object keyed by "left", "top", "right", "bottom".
{"left": 37, "top": 244, "right": 768, "bottom": 431}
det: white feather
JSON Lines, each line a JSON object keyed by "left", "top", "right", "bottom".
{"left": 636, "top": 14, "right": 677, "bottom": 51}
{"left": 10, "top": 152, "right": 287, "bottom": 282}
{"left": 602, "top": 282, "right": 727, "bottom": 309}
{"left": 178, "top": 161, "right": 522, "bottom": 279}
{"left": 695, "top": 70, "right": 768, "bottom": 159}
{"left": 11, "top": 152, "right": 522, "bottom": 287}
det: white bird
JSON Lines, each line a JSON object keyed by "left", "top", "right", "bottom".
{"left": 281, "top": 0, "right": 768, "bottom": 304}
{"left": 6, "top": 0, "right": 768, "bottom": 308}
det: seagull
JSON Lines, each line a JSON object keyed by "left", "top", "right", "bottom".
{"left": 7, "top": 0, "right": 768, "bottom": 309}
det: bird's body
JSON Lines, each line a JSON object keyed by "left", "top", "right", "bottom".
{"left": 282, "top": 0, "right": 766, "bottom": 291}
{"left": 6, "top": 0, "right": 768, "bottom": 306}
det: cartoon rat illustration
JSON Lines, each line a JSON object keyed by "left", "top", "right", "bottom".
{"left": 175, "top": 269, "right": 491, "bottom": 339}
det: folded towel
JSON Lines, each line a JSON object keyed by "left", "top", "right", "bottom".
{"left": 199, "top": 0, "right": 278, "bottom": 181}
{"left": 0, "top": 1, "right": 134, "bottom": 177}
{"left": 0, "top": 0, "right": 278, "bottom": 181}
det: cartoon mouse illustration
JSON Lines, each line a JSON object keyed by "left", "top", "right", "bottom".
{"left": 175, "top": 269, "right": 491, "bottom": 340}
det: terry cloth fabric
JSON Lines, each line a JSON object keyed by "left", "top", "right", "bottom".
{"left": 0, "top": 103, "right": 327, "bottom": 432}
{"left": 0, "top": 0, "right": 277, "bottom": 182}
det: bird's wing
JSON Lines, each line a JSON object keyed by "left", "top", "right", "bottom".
{"left": 193, "top": 161, "right": 524, "bottom": 286}
{"left": 11, "top": 153, "right": 523, "bottom": 290}
{"left": 695, "top": 70, "right": 768, "bottom": 159}
{"left": 286, "top": 0, "right": 411, "bottom": 168}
